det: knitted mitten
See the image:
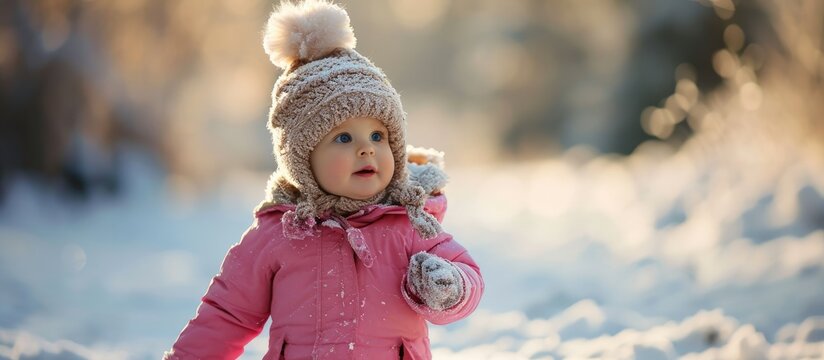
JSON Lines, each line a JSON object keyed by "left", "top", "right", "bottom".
{"left": 405, "top": 252, "right": 464, "bottom": 311}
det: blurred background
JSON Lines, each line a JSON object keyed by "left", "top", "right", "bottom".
{"left": 1, "top": 0, "right": 823, "bottom": 359}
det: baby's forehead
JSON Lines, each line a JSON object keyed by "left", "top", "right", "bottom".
{"left": 334, "top": 117, "right": 389, "bottom": 131}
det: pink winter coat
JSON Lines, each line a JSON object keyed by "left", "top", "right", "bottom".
{"left": 165, "top": 195, "right": 483, "bottom": 359}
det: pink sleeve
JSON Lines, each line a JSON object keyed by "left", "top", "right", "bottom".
{"left": 401, "top": 232, "right": 485, "bottom": 325}
{"left": 164, "top": 219, "right": 274, "bottom": 359}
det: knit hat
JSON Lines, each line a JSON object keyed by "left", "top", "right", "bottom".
{"left": 254, "top": 0, "right": 442, "bottom": 240}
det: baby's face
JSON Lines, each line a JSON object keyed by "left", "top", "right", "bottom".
{"left": 310, "top": 117, "right": 395, "bottom": 200}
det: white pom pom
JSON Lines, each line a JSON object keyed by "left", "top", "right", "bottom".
{"left": 263, "top": 0, "right": 357, "bottom": 69}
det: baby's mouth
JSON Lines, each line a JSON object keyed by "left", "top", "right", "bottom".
{"left": 353, "top": 166, "right": 376, "bottom": 176}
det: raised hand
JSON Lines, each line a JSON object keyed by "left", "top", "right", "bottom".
{"left": 406, "top": 252, "right": 464, "bottom": 311}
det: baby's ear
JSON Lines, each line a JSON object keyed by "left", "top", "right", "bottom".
{"left": 406, "top": 145, "right": 445, "bottom": 169}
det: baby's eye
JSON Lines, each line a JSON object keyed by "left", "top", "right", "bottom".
{"left": 334, "top": 133, "right": 352, "bottom": 143}
{"left": 370, "top": 131, "right": 383, "bottom": 142}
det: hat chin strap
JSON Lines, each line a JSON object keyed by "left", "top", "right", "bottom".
{"left": 388, "top": 183, "right": 443, "bottom": 240}
{"left": 302, "top": 183, "right": 389, "bottom": 217}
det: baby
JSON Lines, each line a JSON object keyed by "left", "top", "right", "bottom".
{"left": 164, "top": 1, "right": 484, "bottom": 359}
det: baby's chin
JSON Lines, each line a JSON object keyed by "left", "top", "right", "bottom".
{"left": 334, "top": 177, "right": 392, "bottom": 200}
{"left": 320, "top": 181, "right": 388, "bottom": 200}
{"left": 338, "top": 184, "right": 389, "bottom": 200}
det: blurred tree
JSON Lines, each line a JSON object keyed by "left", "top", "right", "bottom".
{"left": 1, "top": 0, "right": 820, "bottom": 202}
{"left": 0, "top": 0, "right": 123, "bottom": 201}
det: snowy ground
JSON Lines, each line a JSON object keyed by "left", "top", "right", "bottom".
{"left": 2, "top": 127, "right": 824, "bottom": 360}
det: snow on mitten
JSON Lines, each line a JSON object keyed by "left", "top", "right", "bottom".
{"left": 406, "top": 251, "right": 464, "bottom": 311}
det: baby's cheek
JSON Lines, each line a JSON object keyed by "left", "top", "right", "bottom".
{"left": 313, "top": 151, "right": 349, "bottom": 190}
{"left": 326, "top": 154, "right": 352, "bottom": 179}
{"left": 378, "top": 146, "right": 395, "bottom": 177}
